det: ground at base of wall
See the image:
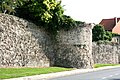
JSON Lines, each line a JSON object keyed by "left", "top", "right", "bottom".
{"left": 0, "top": 67, "right": 73, "bottom": 79}
{"left": 94, "top": 64, "right": 120, "bottom": 68}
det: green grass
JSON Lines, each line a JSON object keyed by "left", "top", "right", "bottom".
{"left": 94, "top": 64, "right": 120, "bottom": 68}
{"left": 0, "top": 67, "right": 73, "bottom": 79}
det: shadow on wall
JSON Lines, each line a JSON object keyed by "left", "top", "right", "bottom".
{"left": 0, "top": 14, "right": 93, "bottom": 69}
{"left": 22, "top": 21, "right": 55, "bottom": 67}
{"left": 0, "top": 14, "right": 55, "bottom": 67}
{"left": 54, "top": 24, "right": 94, "bottom": 69}
{"left": 54, "top": 44, "right": 91, "bottom": 68}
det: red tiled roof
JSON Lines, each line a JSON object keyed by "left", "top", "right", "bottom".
{"left": 99, "top": 18, "right": 120, "bottom": 31}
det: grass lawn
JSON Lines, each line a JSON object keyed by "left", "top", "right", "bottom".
{"left": 0, "top": 67, "right": 73, "bottom": 79}
{"left": 94, "top": 64, "right": 120, "bottom": 68}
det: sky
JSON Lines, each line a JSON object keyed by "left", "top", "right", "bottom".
{"left": 61, "top": 0, "right": 120, "bottom": 24}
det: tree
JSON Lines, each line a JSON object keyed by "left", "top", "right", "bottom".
{"left": 104, "top": 31, "right": 112, "bottom": 41}
{"left": 15, "top": 0, "right": 65, "bottom": 34}
{"left": 92, "top": 25, "right": 105, "bottom": 41}
{"left": 15, "top": 0, "right": 63, "bottom": 25}
{"left": 60, "top": 15, "right": 76, "bottom": 30}
{"left": 0, "top": 0, "right": 82, "bottom": 35}
{"left": 15, "top": 0, "right": 81, "bottom": 35}
{"left": 0, "top": 0, "right": 24, "bottom": 14}
{"left": 92, "top": 24, "right": 114, "bottom": 41}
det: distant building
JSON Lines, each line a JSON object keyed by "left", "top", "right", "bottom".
{"left": 99, "top": 17, "right": 120, "bottom": 34}
{"left": 112, "top": 35, "right": 120, "bottom": 44}
{"left": 99, "top": 17, "right": 120, "bottom": 43}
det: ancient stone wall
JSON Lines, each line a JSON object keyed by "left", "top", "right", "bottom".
{"left": 54, "top": 24, "right": 94, "bottom": 68}
{"left": 92, "top": 42, "right": 120, "bottom": 64}
{"left": 0, "top": 14, "right": 54, "bottom": 67}
{"left": 0, "top": 14, "right": 93, "bottom": 68}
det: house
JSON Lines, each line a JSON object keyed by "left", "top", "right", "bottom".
{"left": 99, "top": 17, "right": 120, "bottom": 34}
{"left": 99, "top": 17, "right": 120, "bottom": 43}
{"left": 112, "top": 35, "right": 120, "bottom": 44}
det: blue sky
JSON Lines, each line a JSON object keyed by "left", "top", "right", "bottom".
{"left": 61, "top": 0, "right": 120, "bottom": 24}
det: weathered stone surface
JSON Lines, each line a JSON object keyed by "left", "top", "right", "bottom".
{"left": 92, "top": 42, "right": 120, "bottom": 64}
{"left": 0, "top": 13, "right": 93, "bottom": 69}
{"left": 0, "top": 14, "right": 54, "bottom": 67}
{"left": 55, "top": 24, "right": 94, "bottom": 68}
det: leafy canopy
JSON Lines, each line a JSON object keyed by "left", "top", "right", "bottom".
{"left": 92, "top": 24, "right": 113, "bottom": 41}
{"left": 0, "top": 0, "right": 83, "bottom": 35}
{"left": 92, "top": 25, "right": 105, "bottom": 41}
{"left": 15, "top": 0, "right": 80, "bottom": 34}
{"left": 0, "top": 0, "right": 24, "bottom": 14}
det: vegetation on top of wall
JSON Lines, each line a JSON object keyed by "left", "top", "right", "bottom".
{"left": 112, "top": 33, "right": 119, "bottom": 37}
{"left": 104, "top": 31, "right": 112, "bottom": 41}
{"left": 92, "top": 24, "right": 117, "bottom": 42}
{"left": 92, "top": 24, "right": 105, "bottom": 41}
{"left": 0, "top": 0, "right": 24, "bottom": 14}
{"left": 0, "top": 0, "right": 84, "bottom": 36}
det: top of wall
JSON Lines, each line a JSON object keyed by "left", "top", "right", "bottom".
{"left": 57, "top": 23, "right": 93, "bottom": 45}
{"left": 0, "top": 13, "right": 93, "bottom": 45}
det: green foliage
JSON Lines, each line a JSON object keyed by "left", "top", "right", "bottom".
{"left": 92, "top": 24, "right": 113, "bottom": 42}
{"left": 0, "top": 0, "right": 15, "bottom": 14}
{"left": 0, "top": 0, "right": 83, "bottom": 36}
{"left": 15, "top": 0, "right": 83, "bottom": 35}
{"left": 104, "top": 31, "right": 112, "bottom": 41}
{"left": 92, "top": 25, "right": 105, "bottom": 41}
{"left": 20, "top": 0, "right": 63, "bottom": 23}
{"left": 60, "top": 15, "right": 76, "bottom": 31}
{"left": 15, "top": 0, "right": 64, "bottom": 34}
{"left": 112, "top": 33, "right": 119, "bottom": 37}
{"left": 0, "top": 0, "right": 24, "bottom": 14}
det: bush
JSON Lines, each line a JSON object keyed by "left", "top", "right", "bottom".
{"left": 0, "top": 0, "right": 83, "bottom": 36}
{"left": 104, "top": 31, "right": 112, "bottom": 41}
{"left": 92, "top": 25, "right": 105, "bottom": 41}
{"left": 15, "top": 0, "right": 79, "bottom": 35}
{"left": 112, "top": 33, "right": 119, "bottom": 37}
{"left": 92, "top": 24, "right": 113, "bottom": 41}
{"left": 0, "top": 0, "right": 24, "bottom": 14}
